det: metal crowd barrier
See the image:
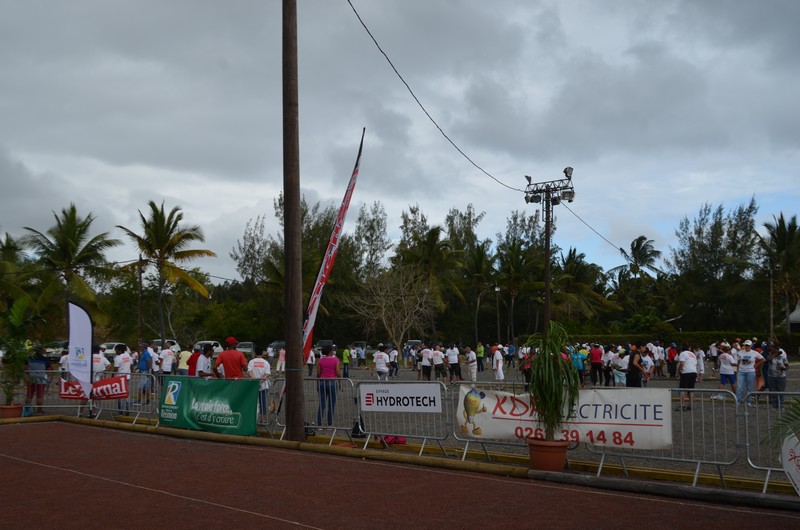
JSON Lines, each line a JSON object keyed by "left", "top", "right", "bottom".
{"left": 273, "top": 377, "right": 359, "bottom": 445}
{"left": 586, "top": 388, "right": 739, "bottom": 486}
{"left": 741, "top": 391, "right": 800, "bottom": 493}
{"left": 355, "top": 380, "right": 450, "bottom": 455}
{"left": 92, "top": 371, "right": 159, "bottom": 424}
{"left": 12, "top": 369, "right": 799, "bottom": 493}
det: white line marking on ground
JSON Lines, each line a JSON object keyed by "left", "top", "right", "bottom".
{"left": 0, "top": 452, "right": 322, "bottom": 529}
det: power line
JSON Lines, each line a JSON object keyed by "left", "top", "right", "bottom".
{"left": 561, "top": 202, "right": 627, "bottom": 258}
{"left": 346, "top": 0, "right": 525, "bottom": 193}
{"left": 348, "top": 1, "right": 639, "bottom": 269}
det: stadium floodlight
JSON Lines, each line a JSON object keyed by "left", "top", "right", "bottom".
{"left": 563, "top": 167, "right": 573, "bottom": 179}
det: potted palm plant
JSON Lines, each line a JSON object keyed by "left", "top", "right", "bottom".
{"left": 525, "top": 321, "right": 581, "bottom": 471}
{"left": 0, "top": 299, "right": 35, "bottom": 416}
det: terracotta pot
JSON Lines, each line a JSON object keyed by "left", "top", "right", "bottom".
{"left": 526, "top": 437, "right": 569, "bottom": 472}
{"left": 0, "top": 404, "right": 24, "bottom": 419}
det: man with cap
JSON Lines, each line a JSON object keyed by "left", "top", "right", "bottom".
{"left": 372, "top": 343, "right": 391, "bottom": 381}
{"left": 735, "top": 340, "right": 765, "bottom": 407}
{"left": 215, "top": 336, "right": 248, "bottom": 379}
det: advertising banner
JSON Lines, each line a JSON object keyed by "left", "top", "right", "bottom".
{"left": 67, "top": 301, "right": 93, "bottom": 400}
{"left": 59, "top": 375, "right": 129, "bottom": 400}
{"left": 158, "top": 376, "right": 258, "bottom": 436}
{"left": 302, "top": 129, "right": 365, "bottom": 361}
{"left": 782, "top": 434, "right": 800, "bottom": 496}
{"left": 456, "top": 386, "right": 672, "bottom": 450}
{"left": 359, "top": 383, "right": 442, "bottom": 413}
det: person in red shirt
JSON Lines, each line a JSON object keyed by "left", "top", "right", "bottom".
{"left": 667, "top": 343, "right": 679, "bottom": 379}
{"left": 215, "top": 336, "right": 248, "bottom": 379}
{"left": 187, "top": 346, "right": 201, "bottom": 376}
{"left": 588, "top": 343, "right": 604, "bottom": 386}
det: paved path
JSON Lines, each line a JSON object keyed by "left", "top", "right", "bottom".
{"left": 1, "top": 422, "right": 798, "bottom": 529}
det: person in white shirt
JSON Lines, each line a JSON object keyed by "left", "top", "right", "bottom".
{"left": 58, "top": 350, "right": 70, "bottom": 379}
{"left": 306, "top": 348, "right": 316, "bottom": 377}
{"left": 419, "top": 345, "right": 433, "bottom": 381}
{"left": 445, "top": 344, "right": 461, "bottom": 383}
{"left": 388, "top": 346, "right": 399, "bottom": 378}
{"left": 159, "top": 346, "right": 176, "bottom": 375}
{"left": 676, "top": 346, "right": 698, "bottom": 411}
{"left": 493, "top": 347, "right": 504, "bottom": 383}
{"left": 195, "top": 345, "right": 215, "bottom": 379}
{"left": 113, "top": 344, "right": 133, "bottom": 415}
{"left": 247, "top": 346, "right": 271, "bottom": 422}
{"left": 372, "top": 344, "right": 390, "bottom": 381}
{"left": 464, "top": 347, "right": 477, "bottom": 382}
{"left": 92, "top": 348, "right": 110, "bottom": 381}
{"left": 431, "top": 344, "right": 447, "bottom": 383}
{"left": 640, "top": 350, "right": 654, "bottom": 387}
{"left": 712, "top": 344, "right": 738, "bottom": 399}
{"left": 735, "top": 340, "right": 765, "bottom": 406}
{"left": 694, "top": 347, "right": 705, "bottom": 382}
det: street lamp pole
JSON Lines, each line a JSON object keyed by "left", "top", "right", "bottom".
{"left": 524, "top": 167, "right": 576, "bottom": 341}
{"left": 495, "top": 284, "right": 501, "bottom": 344}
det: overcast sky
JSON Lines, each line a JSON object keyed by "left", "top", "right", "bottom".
{"left": 1, "top": 0, "right": 798, "bottom": 283}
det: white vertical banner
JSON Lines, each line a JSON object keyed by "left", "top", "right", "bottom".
{"left": 67, "top": 301, "right": 93, "bottom": 399}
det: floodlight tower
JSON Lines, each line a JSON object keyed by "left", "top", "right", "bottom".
{"left": 524, "top": 167, "right": 576, "bottom": 340}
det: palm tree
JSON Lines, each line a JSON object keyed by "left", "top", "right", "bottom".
{"left": 117, "top": 201, "right": 216, "bottom": 343}
{"left": 496, "top": 240, "right": 536, "bottom": 342}
{"left": 554, "top": 248, "right": 613, "bottom": 321}
{"left": 22, "top": 203, "right": 120, "bottom": 308}
{"left": 0, "top": 233, "right": 33, "bottom": 312}
{"left": 611, "top": 235, "right": 662, "bottom": 313}
{"left": 462, "top": 241, "right": 494, "bottom": 344}
{"left": 759, "top": 214, "right": 800, "bottom": 333}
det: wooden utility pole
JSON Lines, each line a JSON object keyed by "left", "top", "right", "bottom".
{"left": 283, "top": 0, "right": 305, "bottom": 441}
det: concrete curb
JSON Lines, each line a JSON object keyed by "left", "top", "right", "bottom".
{"left": 526, "top": 468, "right": 800, "bottom": 512}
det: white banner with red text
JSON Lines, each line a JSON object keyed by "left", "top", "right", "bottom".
{"left": 457, "top": 386, "right": 672, "bottom": 450}
{"left": 59, "top": 374, "right": 129, "bottom": 400}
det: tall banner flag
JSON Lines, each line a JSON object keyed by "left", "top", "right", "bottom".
{"left": 67, "top": 301, "right": 93, "bottom": 399}
{"left": 302, "top": 128, "right": 365, "bottom": 360}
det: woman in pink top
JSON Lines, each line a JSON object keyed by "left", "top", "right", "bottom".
{"left": 316, "top": 345, "right": 342, "bottom": 426}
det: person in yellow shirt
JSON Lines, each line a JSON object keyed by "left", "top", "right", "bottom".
{"left": 176, "top": 348, "right": 192, "bottom": 375}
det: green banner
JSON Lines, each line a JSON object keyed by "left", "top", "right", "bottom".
{"left": 159, "top": 376, "right": 259, "bottom": 436}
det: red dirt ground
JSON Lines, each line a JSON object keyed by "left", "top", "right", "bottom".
{"left": 0, "top": 421, "right": 798, "bottom": 529}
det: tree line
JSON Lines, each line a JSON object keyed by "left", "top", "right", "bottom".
{"left": 1, "top": 195, "right": 798, "bottom": 352}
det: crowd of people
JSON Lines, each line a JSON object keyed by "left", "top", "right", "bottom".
{"left": 35, "top": 335, "right": 790, "bottom": 421}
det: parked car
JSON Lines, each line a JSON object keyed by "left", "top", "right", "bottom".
{"left": 267, "top": 340, "right": 285, "bottom": 354}
{"left": 236, "top": 341, "right": 255, "bottom": 357}
{"left": 44, "top": 340, "right": 68, "bottom": 363}
{"left": 151, "top": 339, "right": 181, "bottom": 353}
{"left": 100, "top": 342, "right": 131, "bottom": 361}
{"left": 314, "top": 339, "right": 335, "bottom": 357}
{"left": 192, "top": 340, "right": 223, "bottom": 355}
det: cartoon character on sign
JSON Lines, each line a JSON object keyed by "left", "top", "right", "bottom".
{"left": 461, "top": 388, "right": 487, "bottom": 435}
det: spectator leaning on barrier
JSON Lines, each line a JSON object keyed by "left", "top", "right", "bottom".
{"left": 25, "top": 348, "right": 48, "bottom": 416}
{"left": 216, "top": 337, "right": 248, "bottom": 379}
{"left": 187, "top": 346, "right": 201, "bottom": 377}
{"left": 92, "top": 344, "right": 110, "bottom": 381}
{"left": 316, "top": 344, "right": 341, "bottom": 426}
{"left": 176, "top": 348, "right": 192, "bottom": 376}
{"left": 196, "top": 344, "right": 216, "bottom": 378}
